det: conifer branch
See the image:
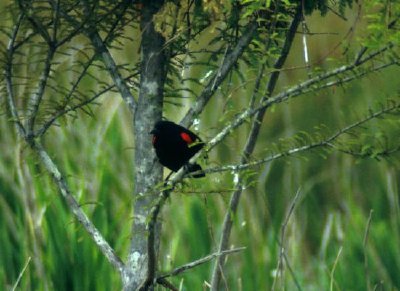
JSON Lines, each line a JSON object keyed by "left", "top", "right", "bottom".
{"left": 59, "top": 1, "right": 137, "bottom": 113}
{"left": 192, "top": 42, "right": 396, "bottom": 164}
{"left": 5, "top": 12, "right": 125, "bottom": 278}
{"left": 203, "top": 99, "right": 400, "bottom": 175}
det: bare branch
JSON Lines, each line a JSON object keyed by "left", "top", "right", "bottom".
{"left": 180, "top": 20, "right": 258, "bottom": 127}
{"left": 138, "top": 188, "right": 170, "bottom": 291}
{"left": 86, "top": 30, "right": 136, "bottom": 112}
{"left": 158, "top": 247, "right": 246, "bottom": 280}
{"left": 156, "top": 278, "right": 178, "bottom": 291}
{"left": 272, "top": 189, "right": 302, "bottom": 291}
{"left": 31, "top": 141, "right": 125, "bottom": 275}
{"left": 210, "top": 5, "right": 303, "bottom": 286}
{"left": 5, "top": 4, "right": 127, "bottom": 282}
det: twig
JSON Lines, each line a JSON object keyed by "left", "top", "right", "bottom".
{"left": 35, "top": 71, "right": 139, "bottom": 137}
{"left": 202, "top": 99, "right": 400, "bottom": 175}
{"left": 180, "top": 20, "right": 258, "bottom": 127}
{"left": 31, "top": 141, "right": 125, "bottom": 275}
{"left": 185, "top": 52, "right": 397, "bottom": 180}
{"left": 26, "top": 46, "right": 55, "bottom": 134}
{"left": 272, "top": 189, "right": 302, "bottom": 291}
{"left": 11, "top": 257, "right": 31, "bottom": 291}
{"left": 60, "top": 0, "right": 137, "bottom": 113}
{"left": 6, "top": 12, "right": 125, "bottom": 276}
{"left": 5, "top": 13, "right": 26, "bottom": 137}
{"left": 19, "top": 1, "right": 52, "bottom": 44}
{"left": 87, "top": 33, "right": 136, "bottom": 113}
{"left": 156, "top": 277, "right": 178, "bottom": 291}
{"left": 210, "top": 6, "right": 303, "bottom": 288}
{"left": 282, "top": 251, "right": 303, "bottom": 291}
{"left": 158, "top": 247, "right": 246, "bottom": 279}
{"left": 138, "top": 188, "right": 171, "bottom": 291}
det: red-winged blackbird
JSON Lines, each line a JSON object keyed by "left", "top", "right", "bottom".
{"left": 150, "top": 120, "right": 205, "bottom": 178}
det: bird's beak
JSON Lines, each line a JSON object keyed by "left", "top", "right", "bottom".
{"left": 149, "top": 129, "right": 156, "bottom": 134}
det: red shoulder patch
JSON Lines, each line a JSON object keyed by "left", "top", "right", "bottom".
{"left": 180, "top": 132, "right": 193, "bottom": 144}
{"left": 152, "top": 135, "right": 157, "bottom": 145}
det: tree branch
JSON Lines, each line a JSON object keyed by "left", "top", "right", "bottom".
{"left": 272, "top": 189, "right": 302, "bottom": 291}
{"left": 180, "top": 19, "right": 258, "bottom": 127}
{"left": 151, "top": 45, "right": 397, "bottom": 249}
{"left": 5, "top": 13, "right": 26, "bottom": 137}
{"left": 210, "top": 5, "right": 303, "bottom": 289}
{"left": 202, "top": 99, "right": 400, "bottom": 175}
{"left": 86, "top": 29, "right": 137, "bottom": 113}
{"left": 158, "top": 247, "right": 246, "bottom": 280}
{"left": 5, "top": 11, "right": 125, "bottom": 280}
{"left": 26, "top": 46, "right": 55, "bottom": 135}
{"left": 30, "top": 141, "right": 125, "bottom": 275}
{"left": 35, "top": 65, "right": 139, "bottom": 137}
{"left": 60, "top": 1, "right": 137, "bottom": 113}
{"left": 194, "top": 42, "right": 396, "bottom": 164}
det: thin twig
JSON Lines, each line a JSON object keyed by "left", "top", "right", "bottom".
{"left": 180, "top": 19, "right": 258, "bottom": 127}
{"left": 60, "top": 0, "right": 137, "bottom": 112}
{"left": 202, "top": 99, "right": 400, "bottom": 175}
{"left": 26, "top": 46, "right": 55, "bottom": 134}
{"left": 185, "top": 49, "right": 397, "bottom": 179}
{"left": 272, "top": 189, "right": 302, "bottom": 291}
{"left": 156, "top": 277, "right": 178, "bottom": 291}
{"left": 158, "top": 247, "right": 246, "bottom": 279}
{"left": 210, "top": 6, "right": 303, "bottom": 288}
{"left": 35, "top": 71, "right": 139, "bottom": 137}
{"left": 5, "top": 13, "right": 26, "bottom": 137}
{"left": 283, "top": 251, "right": 303, "bottom": 291}
{"left": 31, "top": 141, "right": 125, "bottom": 275}
{"left": 138, "top": 188, "right": 171, "bottom": 291}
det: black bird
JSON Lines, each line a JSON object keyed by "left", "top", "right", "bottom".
{"left": 150, "top": 120, "right": 205, "bottom": 178}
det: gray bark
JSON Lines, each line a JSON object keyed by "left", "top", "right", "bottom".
{"left": 125, "top": 2, "right": 166, "bottom": 290}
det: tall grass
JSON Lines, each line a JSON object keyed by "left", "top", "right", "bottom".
{"left": 1, "top": 4, "right": 400, "bottom": 291}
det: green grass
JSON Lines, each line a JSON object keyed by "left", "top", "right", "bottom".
{"left": 1, "top": 75, "right": 400, "bottom": 290}
{"left": 1, "top": 3, "right": 400, "bottom": 289}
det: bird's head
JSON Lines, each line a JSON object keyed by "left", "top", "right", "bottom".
{"left": 150, "top": 120, "right": 172, "bottom": 145}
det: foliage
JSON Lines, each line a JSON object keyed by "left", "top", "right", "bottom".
{"left": 0, "top": 0, "right": 399, "bottom": 290}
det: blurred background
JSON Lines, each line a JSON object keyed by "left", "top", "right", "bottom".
{"left": 1, "top": 1, "right": 399, "bottom": 290}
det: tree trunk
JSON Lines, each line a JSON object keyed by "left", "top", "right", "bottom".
{"left": 125, "top": 2, "right": 166, "bottom": 290}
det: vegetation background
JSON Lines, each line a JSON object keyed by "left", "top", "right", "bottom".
{"left": 0, "top": 0, "right": 399, "bottom": 290}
